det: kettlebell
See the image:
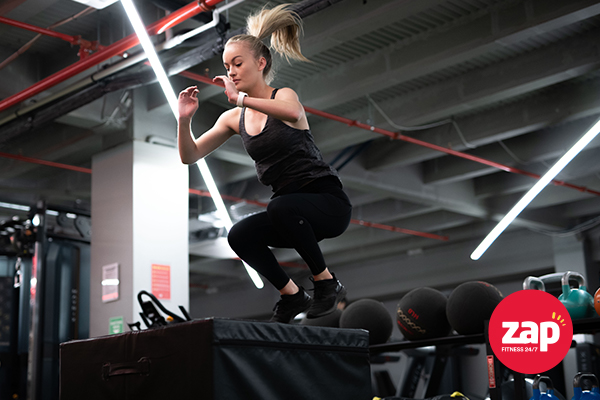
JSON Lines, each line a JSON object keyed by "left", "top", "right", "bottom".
{"left": 558, "top": 271, "right": 595, "bottom": 320}
{"left": 594, "top": 288, "right": 600, "bottom": 317}
{"left": 531, "top": 375, "right": 560, "bottom": 400}
{"left": 523, "top": 276, "right": 546, "bottom": 291}
{"left": 572, "top": 373, "right": 600, "bottom": 400}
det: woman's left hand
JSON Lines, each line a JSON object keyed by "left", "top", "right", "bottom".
{"left": 213, "top": 75, "right": 239, "bottom": 105}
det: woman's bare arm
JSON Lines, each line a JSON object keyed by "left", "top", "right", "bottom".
{"left": 177, "top": 86, "right": 237, "bottom": 164}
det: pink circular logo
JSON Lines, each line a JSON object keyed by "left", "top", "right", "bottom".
{"left": 488, "top": 290, "right": 573, "bottom": 374}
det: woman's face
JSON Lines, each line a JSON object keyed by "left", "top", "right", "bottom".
{"left": 222, "top": 42, "right": 265, "bottom": 92}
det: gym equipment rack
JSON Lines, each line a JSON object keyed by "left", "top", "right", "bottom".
{"left": 370, "top": 317, "right": 600, "bottom": 400}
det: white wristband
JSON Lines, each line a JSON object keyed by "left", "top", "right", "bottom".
{"left": 237, "top": 92, "right": 248, "bottom": 108}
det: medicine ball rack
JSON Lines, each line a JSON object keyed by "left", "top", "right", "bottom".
{"left": 370, "top": 317, "right": 600, "bottom": 400}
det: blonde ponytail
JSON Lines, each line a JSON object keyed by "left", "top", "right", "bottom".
{"left": 226, "top": 4, "right": 309, "bottom": 83}
{"left": 247, "top": 4, "right": 309, "bottom": 63}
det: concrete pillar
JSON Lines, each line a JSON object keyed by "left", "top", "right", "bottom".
{"left": 90, "top": 140, "right": 188, "bottom": 337}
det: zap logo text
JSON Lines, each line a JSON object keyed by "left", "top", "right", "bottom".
{"left": 488, "top": 290, "right": 573, "bottom": 374}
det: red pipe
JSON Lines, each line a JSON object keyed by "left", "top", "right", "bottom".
{"left": 0, "top": 16, "right": 82, "bottom": 45}
{"left": 349, "top": 218, "right": 449, "bottom": 240}
{"left": 157, "top": 0, "right": 220, "bottom": 34}
{"left": 179, "top": 70, "right": 600, "bottom": 197}
{"left": 0, "top": 151, "right": 92, "bottom": 174}
{"left": 0, "top": 0, "right": 218, "bottom": 114}
{"left": 0, "top": 16, "right": 104, "bottom": 60}
{"left": 188, "top": 188, "right": 449, "bottom": 241}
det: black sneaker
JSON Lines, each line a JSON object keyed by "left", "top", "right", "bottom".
{"left": 306, "top": 273, "right": 347, "bottom": 319}
{"left": 269, "top": 287, "right": 312, "bottom": 323}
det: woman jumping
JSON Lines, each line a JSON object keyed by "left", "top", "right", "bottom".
{"left": 177, "top": 4, "right": 352, "bottom": 323}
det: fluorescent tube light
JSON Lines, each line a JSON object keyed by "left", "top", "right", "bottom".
{"left": 120, "top": 0, "right": 179, "bottom": 117}
{"left": 471, "top": 117, "right": 600, "bottom": 260}
{"left": 197, "top": 160, "right": 264, "bottom": 289}
{"left": 121, "top": 0, "right": 264, "bottom": 288}
{"left": 0, "top": 201, "right": 30, "bottom": 211}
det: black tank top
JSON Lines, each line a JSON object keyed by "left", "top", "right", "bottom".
{"left": 239, "top": 88, "right": 341, "bottom": 196}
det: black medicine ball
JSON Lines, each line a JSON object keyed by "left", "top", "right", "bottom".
{"left": 446, "top": 281, "right": 503, "bottom": 335}
{"left": 339, "top": 299, "right": 393, "bottom": 345}
{"left": 396, "top": 287, "right": 451, "bottom": 341}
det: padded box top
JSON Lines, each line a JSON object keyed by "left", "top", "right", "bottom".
{"left": 211, "top": 317, "right": 370, "bottom": 349}
{"left": 60, "top": 317, "right": 370, "bottom": 349}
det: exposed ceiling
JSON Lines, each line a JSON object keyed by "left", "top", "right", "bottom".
{"left": 1, "top": 0, "right": 600, "bottom": 316}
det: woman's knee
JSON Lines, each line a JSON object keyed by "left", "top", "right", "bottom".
{"left": 227, "top": 221, "right": 248, "bottom": 251}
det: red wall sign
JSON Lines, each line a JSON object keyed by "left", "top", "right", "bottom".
{"left": 151, "top": 264, "right": 171, "bottom": 300}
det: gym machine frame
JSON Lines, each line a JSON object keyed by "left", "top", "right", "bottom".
{"left": 370, "top": 318, "right": 600, "bottom": 400}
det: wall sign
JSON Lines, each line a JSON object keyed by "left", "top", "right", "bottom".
{"left": 109, "top": 316, "right": 124, "bottom": 335}
{"left": 101, "top": 263, "right": 119, "bottom": 303}
{"left": 151, "top": 264, "right": 170, "bottom": 300}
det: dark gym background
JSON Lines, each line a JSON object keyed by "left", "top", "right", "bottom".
{"left": 1, "top": 0, "right": 600, "bottom": 399}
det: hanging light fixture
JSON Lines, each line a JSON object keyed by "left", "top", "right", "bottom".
{"left": 471, "top": 117, "right": 600, "bottom": 260}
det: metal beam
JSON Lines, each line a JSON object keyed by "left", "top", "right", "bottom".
{"left": 298, "top": 0, "right": 600, "bottom": 109}
{"left": 423, "top": 116, "right": 600, "bottom": 185}
{"left": 363, "top": 76, "right": 600, "bottom": 170}
{"left": 374, "top": 28, "right": 600, "bottom": 126}
{"left": 339, "top": 160, "right": 564, "bottom": 230}
{"left": 562, "top": 197, "right": 600, "bottom": 219}
{"left": 300, "top": 0, "right": 447, "bottom": 57}
{"left": 481, "top": 158, "right": 600, "bottom": 211}
{"left": 476, "top": 170, "right": 599, "bottom": 201}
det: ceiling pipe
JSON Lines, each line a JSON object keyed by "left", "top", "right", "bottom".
{"left": 0, "top": 0, "right": 342, "bottom": 145}
{"left": 0, "top": 16, "right": 88, "bottom": 45}
{"left": 0, "top": 16, "right": 103, "bottom": 58}
{"left": 0, "top": 0, "right": 340, "bottom": 127}
{"left": 179, "top": 70, "right": 600, "bottom": 198}
{"left": 0, "top": 6, "right": 97, "bottom": 71}
{"left": 0, "top": 17, "right": 104, "bottom": 59}
{"left": 188, "top": 189, "right": 449, "bottom": 241}
{"left": 0, "top": 0, "right": 220, "bottom": 114}
{"left": 0, "top": 151, "right": 92, "bottom": 174}
{"left": 0, "top": 2, "right": 231, "bottom": 130}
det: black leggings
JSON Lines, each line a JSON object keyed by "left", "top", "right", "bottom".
{"left": 227, "top": 179, "right": 352, "bottom": 290}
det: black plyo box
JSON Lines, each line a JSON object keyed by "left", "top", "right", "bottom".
{"left": 59, "top": 317, "right": 371, "bottom": 400}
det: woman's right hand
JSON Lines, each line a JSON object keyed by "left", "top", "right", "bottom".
{"left": 178, "top": 86, "right": 199, "bottom": 120}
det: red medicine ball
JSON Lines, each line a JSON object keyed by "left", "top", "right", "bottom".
{"left": 396, "top": 287, "right": 451, "bottom": 341}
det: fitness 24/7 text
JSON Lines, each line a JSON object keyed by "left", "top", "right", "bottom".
{"left": 501, "top": 347, "right": 538, "bottom": 352}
